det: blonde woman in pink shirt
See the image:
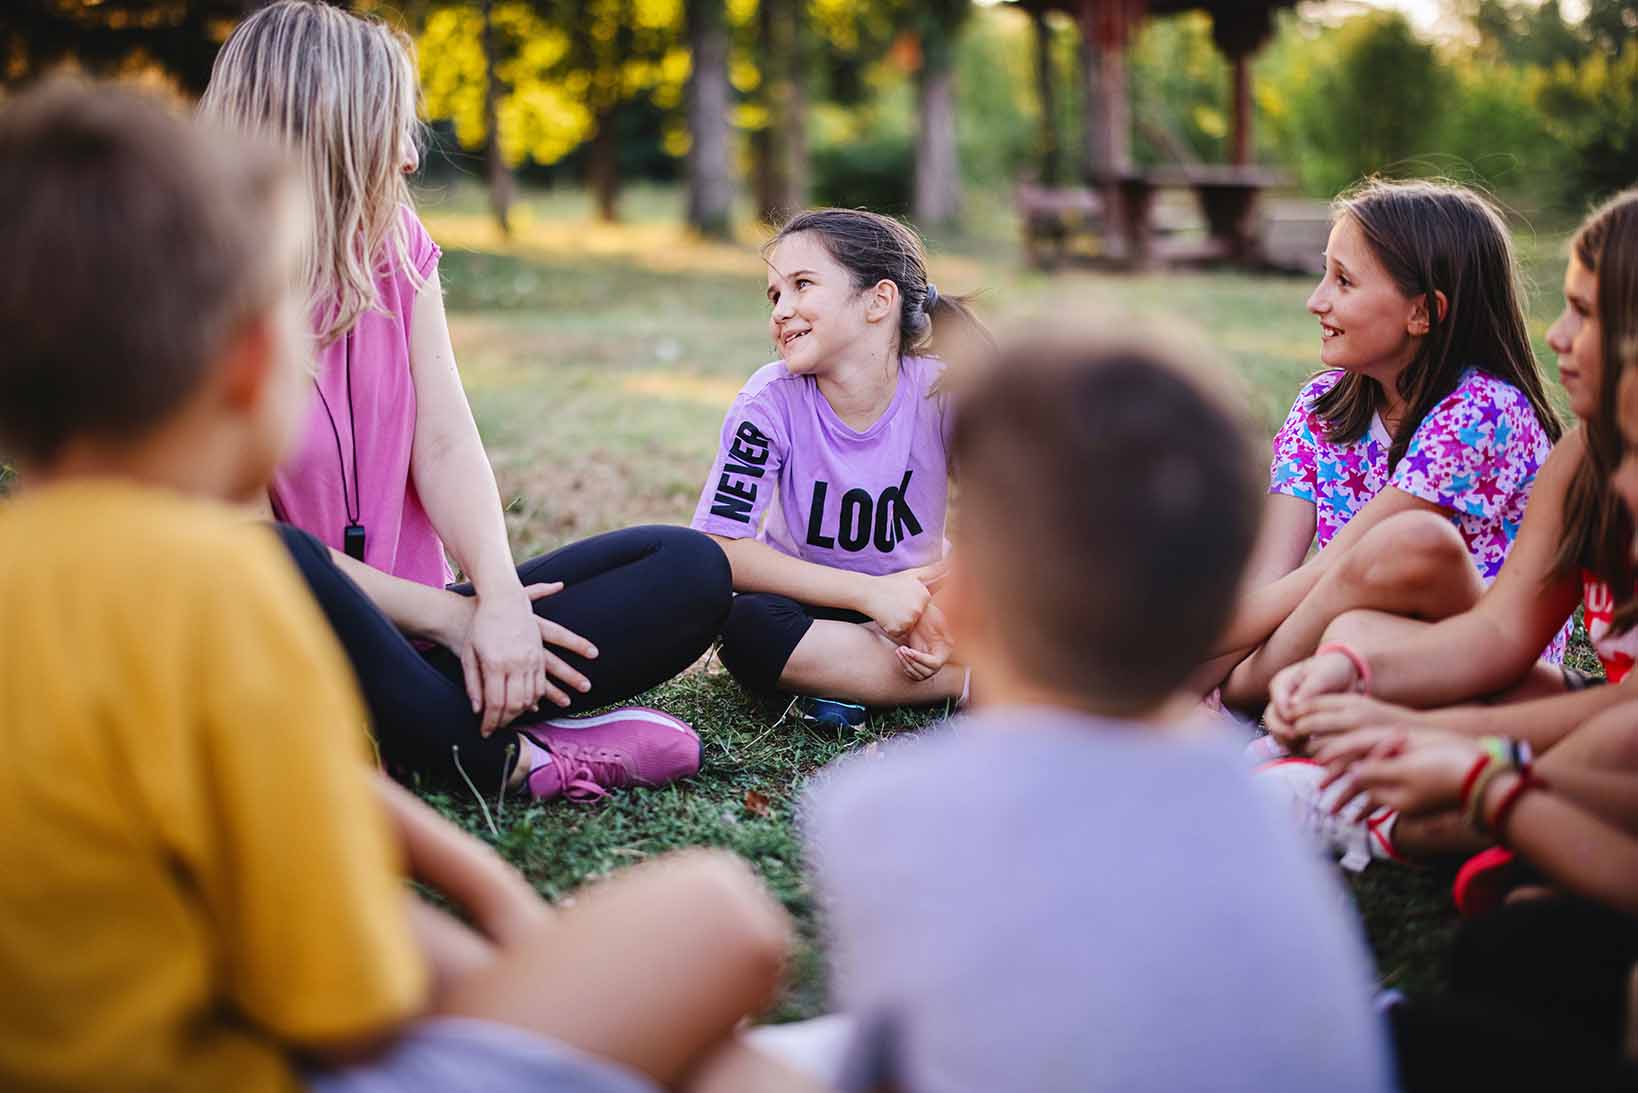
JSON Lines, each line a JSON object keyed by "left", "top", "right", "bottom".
{"left": 202, "top": 1, "right": 729, "bottom": 802}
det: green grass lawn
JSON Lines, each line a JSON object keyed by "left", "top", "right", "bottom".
{"left": 415, "top": 182, "right": 1586, "bottom": 1020}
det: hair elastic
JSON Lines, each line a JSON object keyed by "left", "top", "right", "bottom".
{"left": 923, "top": 283, "right": 939, "bottom": 314}
{"left": 1315, "top": 642, "right": 1372, "bottom": 694}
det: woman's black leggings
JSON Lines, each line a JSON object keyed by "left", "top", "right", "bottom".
{"left": 275, "top": 523, "right": 731, "bottom": 793}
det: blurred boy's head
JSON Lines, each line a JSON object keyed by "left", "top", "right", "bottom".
{"left": 945, "top": 333, "right": 1260, "bottom": 719}
{"left": 0, "top": 80, "right": 306, "bottom": 501}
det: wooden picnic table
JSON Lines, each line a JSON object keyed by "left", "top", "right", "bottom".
{"left": 1105, "top": 165, "right": 1292, "bottom": 269}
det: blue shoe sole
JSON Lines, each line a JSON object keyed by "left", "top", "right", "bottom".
{"left": 796, "top": 697, "right": 868, "bottom": 730}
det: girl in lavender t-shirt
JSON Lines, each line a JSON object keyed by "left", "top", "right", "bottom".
{"left": 693, "top": 209, "right": 989, "bottom": 707}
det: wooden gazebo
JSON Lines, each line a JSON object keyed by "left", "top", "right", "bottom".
{"left": 1013, "top": 0, "right": 1299, "bottom": 268}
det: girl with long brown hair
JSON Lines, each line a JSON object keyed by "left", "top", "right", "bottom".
{"left": 1207, "top": 180, "right": 1565, "bottom": 720}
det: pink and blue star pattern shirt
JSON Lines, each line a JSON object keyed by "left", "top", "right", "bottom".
{"left": 1270, "top": 367, "right": 1565, "bottom": 660}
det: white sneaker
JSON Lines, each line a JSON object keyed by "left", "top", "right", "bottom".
{"left": 1253, "top": 758, "right": 1397, "bottom": 873}
{"left": 1243, "top": 733, "right": 1287, "bottom": 766}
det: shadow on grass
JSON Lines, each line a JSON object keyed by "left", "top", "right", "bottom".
{"left": 419, "top": 664, "right": 949, "bottom": 1022}
{"left": 422, "top": 662, "right": 1477, "bottom": 1023}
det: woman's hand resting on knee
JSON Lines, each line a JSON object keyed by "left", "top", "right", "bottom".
{"left": 448, "top": 583, "right": 600, "bottom": 735}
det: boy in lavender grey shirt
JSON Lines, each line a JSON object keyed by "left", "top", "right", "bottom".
{"left": 801, "top": 335, "right": 1397, "bottom": 1093}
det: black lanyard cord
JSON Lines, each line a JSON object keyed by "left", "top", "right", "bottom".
{"left": 312, "top": 331, "right": 365, "bottom": 558}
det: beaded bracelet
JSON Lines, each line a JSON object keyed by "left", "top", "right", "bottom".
{"left": 1315, "top": 642, "right": 1372, "bottom": 695}
{"left": 1458, "top": 753, "right": 1491, "bottom": 812}
{"left": 1466, "top": 752, "right": 1519, "bottom": 833}
{"left": 1487, "top": 771, "right": 1545, "bottom": 843}
{"left": 1480, "top": 736, "right": 1514, "bottom": 773}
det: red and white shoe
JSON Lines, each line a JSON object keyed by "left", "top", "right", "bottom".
{"left": 1254, "top": 758, "right": 1401, "bottom": 873}
{"left": 519, "top": 707, "right": 701, "bottom": 803}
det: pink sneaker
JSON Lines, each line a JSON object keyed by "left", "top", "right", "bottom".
{"left": 519, "top": 707, "right": 701, "bottom": 803}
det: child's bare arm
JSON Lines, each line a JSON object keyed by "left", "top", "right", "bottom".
{"left": 1487, "top": 777, "right": 1638, "bottom": 916}
{"left": 373, "top": 774, "right": 549, "bottom": 946}
{"left": 710, "top": 534, "right": 931, "bottom": 638}
{"left": 243, "top": 492, "right": 480, "bottom": 649}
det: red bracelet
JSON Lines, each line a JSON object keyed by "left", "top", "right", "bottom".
{"left": 1458, "top": 753, "right": 1491, "bottom": 815}
{"left": 1316, "top": 642, "right": 1372, "bottom": 694}
{"left": 1488, "top": 772, "right": 1543, "bottom": 842}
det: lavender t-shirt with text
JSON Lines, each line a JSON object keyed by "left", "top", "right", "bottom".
{"left": 691, "top": 356, "right": 951, "bottom": 577}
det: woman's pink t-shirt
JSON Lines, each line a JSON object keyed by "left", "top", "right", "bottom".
{"left": 269, "top": 208, "right": 454, "bottom": 588}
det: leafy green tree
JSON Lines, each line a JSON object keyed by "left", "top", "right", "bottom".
{"left": 1269, "top": 11, "right": 1448, "bottom": 195}
{"left": 1466, "top": 0, "right": 1585, "bottom": 68}
{"left": 684, "top": 0, "right": 733, "bottom": 236}
{"left": 1534, "top": 39, "right": 1638, "bottom": 204}
{"left": 1581, "top": 0, "right": 1638, "bottom": 57}
{"left": 417, "top": 0, "right": 687, "bottom": 222}
{"left": 1128, "top": 13, "right": 1229, "bottom": 168}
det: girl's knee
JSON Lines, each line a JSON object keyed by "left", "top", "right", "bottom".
{"left": 718, "top": 594, "right": 805, "bottom": 692}
{"left": 721, "top": 593, "right": 787, "bottom": 649}
{"left": 1341, "top": 510, "right": 1470, "bottom": 594}
{"left": 1320, "top": 608, "right": 1378, "bottom": 649}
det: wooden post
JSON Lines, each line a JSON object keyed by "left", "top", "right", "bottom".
{"left": 1079, "top": 0, "right": 1143, "bottom": 263}
{"left": 1230, "top": 51, "right": 1252, "bottom": 167}
{"left": 1077, "top": 9, "right": 1098, "bottom": 186}
{"left": 1079, "top": 0, "right": 1132, "bottom": 178}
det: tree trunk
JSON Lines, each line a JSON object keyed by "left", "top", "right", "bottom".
{"left": 685, "top": 0, "right": 733, "bottom": 237}
{"left": 913, "top": 30, "right": 960, "bottom": 228}
{"left": 588, "top": 105, "right": 621, "bottom": 223}
{"left": 1033, "top": 10, "right": 1061, "bottom": 186}
{"left": 753, "top": 0, "right": 804, "bottom": 225}
{"left": 481, "top": 0, "right": 513, "bottom": 236}
{"left": 1078, "top": 14, "right": 1098, "bottom": 185}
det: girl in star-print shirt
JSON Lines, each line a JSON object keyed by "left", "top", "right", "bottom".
{"left": 1205, "top": 180, "right": 1565, "bottom": 713}
{"left": 1268, "top": 366, "right": 1566, "bottom": 660}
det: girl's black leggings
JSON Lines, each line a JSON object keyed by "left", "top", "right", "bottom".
{"left": 275, "top": 523, "right": 731, "bottom": 793}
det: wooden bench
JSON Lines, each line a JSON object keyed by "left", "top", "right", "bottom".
{"left": 1014, "top": 182, "right": 1105, "bottom": 269}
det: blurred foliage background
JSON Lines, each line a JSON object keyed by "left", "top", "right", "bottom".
{"left": 2, "top": 0, "right": 1632, "bottom": 234}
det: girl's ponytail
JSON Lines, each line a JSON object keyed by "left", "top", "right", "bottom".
{"left": 917, "top": 284, "right": 994, "bottom": 389}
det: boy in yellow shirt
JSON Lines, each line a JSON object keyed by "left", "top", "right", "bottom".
{"left": 0, "top": 81, "right": 808, "bottom": 1093}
